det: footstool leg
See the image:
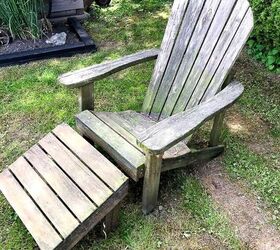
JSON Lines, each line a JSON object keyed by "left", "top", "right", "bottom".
{"left": 100, "top": 203, "right": 121, "bottom": 237}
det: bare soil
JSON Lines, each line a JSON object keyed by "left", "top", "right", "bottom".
{"left": 0, "top": 24, "right": 79, "bottom": 55}
{"left": 196, "top": 160, "right": 280, "bottom": 250}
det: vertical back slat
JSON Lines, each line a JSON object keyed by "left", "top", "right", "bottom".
{"left": 154, "top": 0, "right": 222, "bottom": 119}
{"left": 148, "top": 0, "right": 205, "bottom": 116}
{"left": 142, "top": 0, "right": 189, "bottom": 113}
{"left": 142, "top": 0, "right": 253, "bottom": 119}
{"left": 171, "top": 0, "right": 238, "bottom": 114}
{"left": 201, "top": 8, "right": 254, "bottom": 101}
{"left": 186, "top": 0, "right": 250, "bottom": 108}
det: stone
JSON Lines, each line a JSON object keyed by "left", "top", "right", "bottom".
{"left": 46, "top": 32, "right": 67, "bottom": 46}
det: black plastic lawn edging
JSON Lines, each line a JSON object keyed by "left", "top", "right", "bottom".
{"left": 0, "top": 18, "right": 97, "bottom": 67}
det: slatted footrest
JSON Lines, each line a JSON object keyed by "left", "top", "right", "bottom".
{"left": 0, "top": 124, "right": 128, "bottom": 250}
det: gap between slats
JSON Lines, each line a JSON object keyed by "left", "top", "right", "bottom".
{"left": 37, "top": 143, "right": 99, "bottom": 209}
{"left": 53, "top": 124, "right": 127, "bottom": 191}
{"left": 199, "top": 7, "right": 251, "bottom": 103}
{"left": 76, "top": 114, "right": 145, "bottom": 170}
{"left": 22, "top": 155, "right": 83, "bottom": 224}
{"left": 152, "top": 0, "right": 207, "bottom": 119}
{"left": 50, "top": 131, "right": 116, "bottom": 194}
{"left": 8, "top": 168, "right": 65, "bottom": 241}
{"left": 168, "top": 0, "right": 223, "bottom": 116}
{"left": 38, "top": 133, "right": 112, "bottom": 207}
{"left": 182, "top": 0, "right": 239, "bottom": 110}
{"left": 92, "top": 112, "right": 145, "bottom": 155}
{"left": 147, "top": 0, "right": 191, "bottom": 116}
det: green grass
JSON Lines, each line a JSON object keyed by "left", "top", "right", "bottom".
{"left": 224, "top": 137, "right": 280, "bottom": 228}
{"left": 0, "top": 0, "right": 279, "bottom": 249}
{"left": 182, "top": 176, "right": 242, "bottom": 249}
{"left": 222, "top": 54, "right": 280, "bottom": 229}
{"left": 235, "top": 55, "right": 280, "bottom": 138}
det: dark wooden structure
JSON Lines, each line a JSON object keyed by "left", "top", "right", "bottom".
{"left": 59, "top": 0, "right": 254, "bottom": 214}
{"left": 48, "top": 0, "right": 87, "bottom": 21}
{"left": 0, "top": 18, "right": 96, "bottom": 67}
{"left": 0, "top": 124, "right": 128, "bottom": 250}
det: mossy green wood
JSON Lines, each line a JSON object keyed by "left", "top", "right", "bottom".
{"left": 0, "top": 124, "right": 129, "bottom": 250}
{"left": 59, "top": 0, "right": 254, "bottom": 214}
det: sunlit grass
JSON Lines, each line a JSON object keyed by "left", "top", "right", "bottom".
{"left": 0, "top": 0, "right": 279, "bottom": 249}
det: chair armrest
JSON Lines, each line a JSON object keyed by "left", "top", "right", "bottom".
{"left": 137, "top": 81, "right": 244, "bottom": 154}
{"left": 58, "top": 49, "right": 160, "bottom": 88}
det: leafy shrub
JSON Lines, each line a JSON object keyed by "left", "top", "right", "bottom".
{"left": 248, "top": 0, "right": 280, "bottom": 72}
{"left": 0, "top": 0, "right": 44, "bottom": 40}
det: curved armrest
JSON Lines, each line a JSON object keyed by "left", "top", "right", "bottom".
{"left": 137, "top": 81, "right": 244, "bottom": 154}
{"left": 58, "top": 49, "right": 160, "bottom": 88}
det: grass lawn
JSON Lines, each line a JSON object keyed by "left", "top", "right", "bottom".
{"left": 0, "top": 0, "right": 279, "bottom": 249}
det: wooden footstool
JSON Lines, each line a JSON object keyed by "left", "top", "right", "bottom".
{"left": 0, "top": 124, "right": 128, "bottom": 250}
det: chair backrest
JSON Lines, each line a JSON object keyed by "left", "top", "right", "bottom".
{"left": 142, "top": 0, "right": 254, "bottom": 121}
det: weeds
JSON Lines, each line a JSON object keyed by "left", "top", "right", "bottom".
{"left": 0, "top": 0, "right": 44, "bottom": 39}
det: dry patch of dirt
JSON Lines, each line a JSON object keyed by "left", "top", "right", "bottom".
{"left": 226, "top": 110, "right": 270, "bottom": 139}
{"left": 126, "top": 179, "right": 227, "bottom": 250}
{"left": 99, "top": 41, "right": 125, "bottom": 51}
{"left": 196, "top": 160, "right": 280, "bottom": 250}
{"left": 225, "top": 109, "right": 279, "bottom": 155}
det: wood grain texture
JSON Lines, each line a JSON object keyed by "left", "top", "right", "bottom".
{"left": 209, "top": 71, "right": 235, "bottom": 146}
{"left": 142, "top": 152, "right": 163, "bottom": 214}
{"left": 172, "top": 0, "right": 237, "bottom": 114}
{"left": 79, "top": 84, "right": 94, "bottom": 111}
{"left": 76, "top": 110, "right": 191, "bottom": 181}
{"left": 0, "top": 169, "right": 62, "bottom": 250}
{"left": 0, "top": 124, "right": 129, "bottom": 249}
{"left": 142, "top": 0, "right": 189, "bottom": 113}
{"left": 24, "top": 145, "right": 95, "bottom": 222}
{"left": 95, "top": 111, "right": 190, "bottom": 159}
{"left": 138, "top": 81, "right": 244, "bottom": 154}
{"left": 38, "top": 133, "right": 113, "bottom": 207}
{"left": 53, "top": 123, "right": 128, "bottom": 190}
{"left": 58, "top": 49, "right": 159, "bottom": 88}
{"left": 162, "top": 145, "right": 224, "bottom": 172}
{"left": 209, "top": 112, "right": 225, "bottom": 147}
{"left": 57, "top": 182, "right": 128, "bottom": 250}
{"left": 184, "top": 0, "right": 249, "bottom": 108}
{"left": 94, "top": 112, "right": 145, "bottom": 152}
{"left": 201, "top": 8, "right": 253, "bottom": 101}
{"left": 142, "top": 0, "right": 253, "bottom": 119}
{"left": 153, "top": 0, "right": 220, "bottom": 117}
{"left": 76, "top": 111, "right": 146, "bottom": 181}
{"left": 10, "top": 157, "right": 79, "bottom": 238}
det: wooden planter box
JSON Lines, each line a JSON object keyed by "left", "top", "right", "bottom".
{"left": 45, "top": 0, "right": 87, "bottom": 21}
{"left": 0, "top": 18, "right": 96, "bottom": 67}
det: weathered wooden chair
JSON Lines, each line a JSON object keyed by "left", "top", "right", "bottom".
{"left": 59, "top": 0, "right": 254, "bottom": 214}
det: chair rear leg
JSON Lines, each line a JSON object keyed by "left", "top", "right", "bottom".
{"left": 142, "top": 152, "right": 163, "bottom": 214}
{"left": 210, "top": 111, "right": 225, "bottom": 147}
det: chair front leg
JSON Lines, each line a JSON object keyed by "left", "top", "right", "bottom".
{"left": 79, "top": 83, "right": 94, "bottom": 111}
{"left": 142, "top": 151, "right": 163, "bottom": 214}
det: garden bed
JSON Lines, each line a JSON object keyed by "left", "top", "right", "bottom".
{"left": 0, "top": 18, "right": 96, "bottom": 67}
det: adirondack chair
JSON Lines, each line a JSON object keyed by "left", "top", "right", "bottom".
{"left": 59, "top": 0, "right": 254, "bottom": 214}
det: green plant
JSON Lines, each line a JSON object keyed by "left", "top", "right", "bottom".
{"left": 182, "top": 177, "right": 242, "bottom": 249}
{"left": 0, "top": 0, "right": 44, "bottom": 40}
{"left": 248, "top": 0, "right": 280, "bottom": 72}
